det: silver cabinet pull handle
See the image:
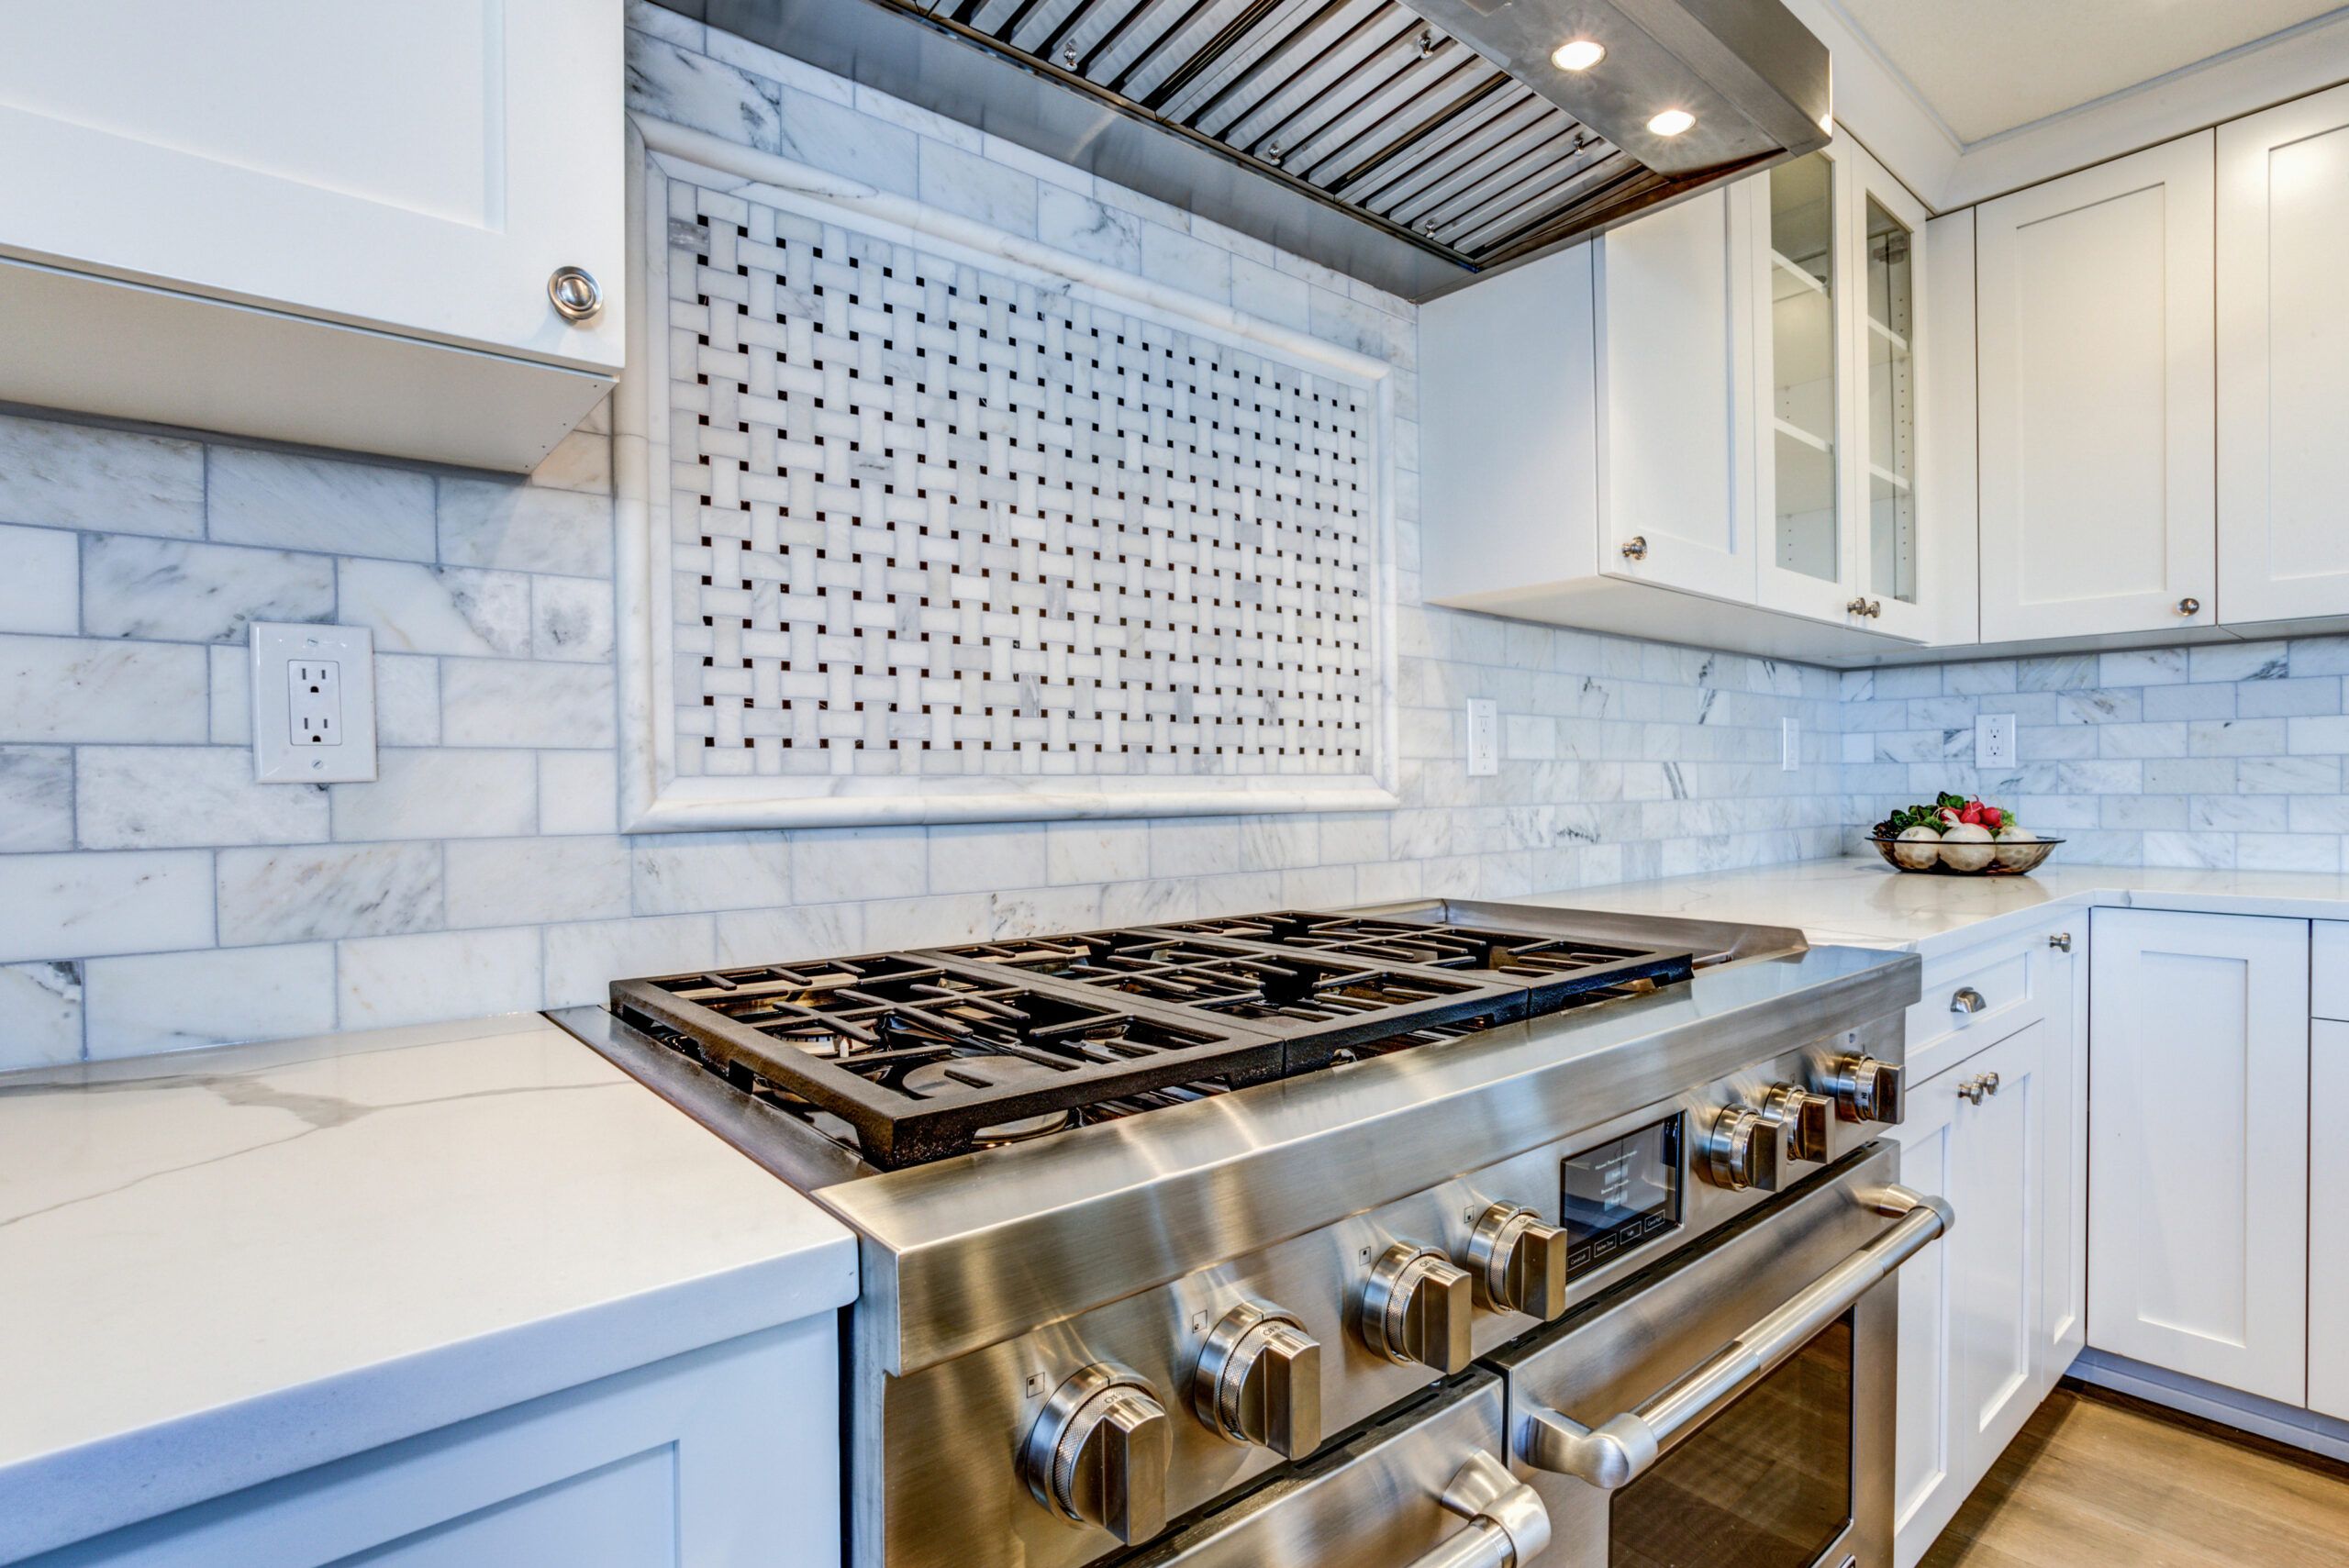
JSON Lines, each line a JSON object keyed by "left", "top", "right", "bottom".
{"left": 1950, "top": 986, "right": 1987, "bottom": 1017}
{"left": 1957, "top": 1076, "right": 1986, "bottom": 1104}
{"left": 548, "top": 265, "right": 603, "bottom": 323}
{"left": 1400, "top": 1451, "right": 1551, "bottom": 1568}
{"left": 2049, "top": 932, "right": 2073, "bottom": 952}
{"left": 1519, "top": 1186, "right": 1951, "bottom": 1491}
{"left": 2177, "top": 596, "right": 2202, "bottom": 616}
{"left": 1620, "top": 536, "right": 1648, "bottom": 560}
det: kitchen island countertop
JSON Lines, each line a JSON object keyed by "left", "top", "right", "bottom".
{"left": 0, "top": 1012, "right": 856, "bottom": 1562}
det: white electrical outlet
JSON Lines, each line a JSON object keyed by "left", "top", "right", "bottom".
{"left": 252, "top": 623, "right": 377, "bottom": 784}
{"left": 1465, "top": 698, "right": 1498, "bottom": 777}
{"left": 1780, "top": 716, "right": 1800, "bottom": 771}
{"left": 1976, "top": 712, "right": 2017, "bottom": 770}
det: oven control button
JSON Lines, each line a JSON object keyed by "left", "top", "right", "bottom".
{"left": 1361, "top": 1242, "right": 1474, "bottom": 1373}
{"left": 1191, "top": 1301, "right": 1322, "bottom": 1458}
{"left": 1825, "top": 1054, "right": 1905, "bottom": 1124}
{"left": 1700, "top": 1106, "right": 1782, "bottom": 1192}
{"left": 1468, "top": 1203, "right": 1568, "bottom": 1319}
{"left": 1021, "top": 1362, "right": 1170, "bottom": 1544}
{"left": 1762, "top": 1084, "right": 1834, "bottom": 1162}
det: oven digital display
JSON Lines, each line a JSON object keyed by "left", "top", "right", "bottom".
{"left": 1560, "top": 1115, "right": 1683, "bottom": 1274}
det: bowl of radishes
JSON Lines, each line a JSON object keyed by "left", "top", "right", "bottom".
{"left": 1867, "top": 794, "right": 2060, "bottom": 875}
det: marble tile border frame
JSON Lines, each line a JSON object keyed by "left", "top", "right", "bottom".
{"left": 616, "top": 117, "right": 1401, "bottom": 832}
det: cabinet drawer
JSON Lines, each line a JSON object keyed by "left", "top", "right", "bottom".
{"left": 1904, "top": 922, "right": 2076, "bottom": 1086}
{"left": 2316, "top": 923, "right": 2349, "bottom": 1021}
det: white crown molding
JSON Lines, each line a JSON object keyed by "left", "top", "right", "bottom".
{"left": 1789, "top": 0, "right": 2349, "bottom": 211}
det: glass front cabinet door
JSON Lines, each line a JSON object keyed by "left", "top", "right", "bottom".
{"left": 1750, "top": 138, "right": 1932, "bottom": 640}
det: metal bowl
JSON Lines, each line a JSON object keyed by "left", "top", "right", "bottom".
{"left": 1867, "top": 832, "right": 2062, "bottom": 876}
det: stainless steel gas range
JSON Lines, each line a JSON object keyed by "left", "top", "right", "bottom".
{"left": 551, "top": 900, "right": 1943, "bottom": 1568}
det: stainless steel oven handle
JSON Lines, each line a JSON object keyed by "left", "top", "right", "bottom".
{"left": 1399, "top": 1451, "right": 1552, "bottom": 1568}
{"left": 1519, "top": 1184, "right": 1952, "bottom": 1492}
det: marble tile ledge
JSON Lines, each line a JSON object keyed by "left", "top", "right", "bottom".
{"left": 0, "top": 1013, "right": 855, "bottom": 1562}
{"left": 1522, "top": 856, "right": 2349, "bottom": 958}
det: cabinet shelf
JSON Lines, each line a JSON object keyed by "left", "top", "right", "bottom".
{"left": 1773, "top": 415, "right": 1831, "bottom": 454}
{"left": 1771, "top": 249, "right": 1829, "bottom": 301}
{"left": 1866, "top": 315, "right": 1909, "bottom": 353}
{"left": 1868, "top": 462, "right": 1912, "bottom": 495}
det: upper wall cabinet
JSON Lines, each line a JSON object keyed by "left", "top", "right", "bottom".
{"left": 1976, "top": 132, "right": 2216, "bottom": 642}
{"left": 1420, "top": 139, "right": 1945, "bottom": 663}
{"left": 0, "top": 0, "right": 623, "bottom": 473}
{"left": 2218, "top": 83, "right": 2349, "bottom": 627}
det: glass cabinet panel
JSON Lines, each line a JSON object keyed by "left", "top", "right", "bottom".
{"left": 1865, "top": 195, "right": 1918, "bottom": 606}
{"left": 1767, "top": 152, "right": 1840, "bottom": 584}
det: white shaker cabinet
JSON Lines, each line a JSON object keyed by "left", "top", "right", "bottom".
{"left": 0, "top": 0, "right": 623, "bottom": 473}
{"left": 2217, "top": 82, "right": 2349, "bottom": 626}
{"left": 2310, "top": 1017, "right": 2349, "bottom": 1422}
{"left": 2087, "top": 909, "right": 2309, "bottom": 1405}
{"left": 1976, "top": 131, "right": 2216, "bottom": 642}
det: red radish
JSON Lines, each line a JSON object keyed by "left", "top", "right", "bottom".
{"left": 1959, "top": 802, "right": 1984, "bottom": 825}
{"left": 1981, "top": 806, "right": 2004, "bottom": 829}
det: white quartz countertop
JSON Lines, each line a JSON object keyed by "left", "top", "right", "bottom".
{"left": 1523, "top": 856, "right": 2349, "bottom": 956}
{"left": 0, "top": 1012, "right": 857, "bottom": 1562}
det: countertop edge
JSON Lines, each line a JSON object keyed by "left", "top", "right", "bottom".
{"left": 0, "top": 1229, "right": 857, "bottom": 1562}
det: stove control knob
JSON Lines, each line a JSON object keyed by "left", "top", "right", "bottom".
{"left": 1192, "top": 1301, "right": 1322, "bottom": 1458}
{"left": 1468, "top": 1203, "right": 1568, "bottom": 1319}
{"left": 1825, "top": 1054, "right": 1905, "bottom": 1124}
{"left": 1021, "top": 1362, "right": 1170, "bottom": 1544}
{"left": 1701, "top": 1106, "right": 1782, "bottom": 1192}
{"left": 1762, "top": 1084, "right": 1834, "bottom": 1162}
{"left": 1361, "top": 1242, "right": 1474, "bottom": 1373}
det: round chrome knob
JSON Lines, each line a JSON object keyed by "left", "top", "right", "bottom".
{"left": 547, "top": 265, "right": 603, "bottom": 324}
{"left": 1467, "top": 1203, "right": 1567, "bottom": 1319}
{"left": 1825, "top": 1054, "right": 1905, "bottom": 1124}
{"left": 2177, "top": 596, "right": 2202, "bottom": 617}
{"left": 1192, "top": 1301, "right": 1322, "bottom": 1458}
{"left": 1361, "top": 1242, "right": 1473, "bottom": 1372}
{"left": 1620, "top": 535, "right": 1649, "bottom": 560}
{"left": 1021, "top": 1362, "right": 1170, "bottom": 1544}
{"left": 1846, "top": 596, "right": 1870, "bottom": 617}
{"left": 1701, "top": 1106, "right": 1781, "bottom": 1192}
{"left": 1761, "top": 1084, "right": 1833, "bottom": 1163}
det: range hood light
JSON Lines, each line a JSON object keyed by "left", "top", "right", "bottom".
{"left": 1647, "top": 108, "right": 1696, "bottom": 137}
{"left": 1551, "top": 39, "right": 1606, "bottom": 71}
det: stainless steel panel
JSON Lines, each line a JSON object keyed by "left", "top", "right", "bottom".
{"left": 1490, "top": 1143, "right": 1913, "bottom": 1567}
{"left": 860, "top": 1034, "right": 1906, "bottom": 1568}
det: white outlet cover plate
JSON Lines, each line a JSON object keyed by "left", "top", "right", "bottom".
{"left": 1975, "top": 712, "right": 2017, "bottom": 770}
{"left": 1465, "top": 698, "right": 1498, "bottom": 777}
{"left": 251, "top": 622, "right": 377, "bottom": 784}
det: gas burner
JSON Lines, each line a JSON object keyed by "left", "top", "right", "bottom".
{"left": 612, "top": 951, "right": 1286, "bottom": 1168}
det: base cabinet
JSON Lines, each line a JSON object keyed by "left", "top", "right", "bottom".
{"left": 24, "top": 1319, "right": 841, "bottom": 1568}
{"left": 2087, "top": 909, "right": 2309, "bottom": 1405}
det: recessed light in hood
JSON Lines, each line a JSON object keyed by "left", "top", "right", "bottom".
{"left": 1552, "top": 39, "right": 1607, "bottom": 72}
{"left": 681, "top": 0, "right": 1831, "bottom": 302}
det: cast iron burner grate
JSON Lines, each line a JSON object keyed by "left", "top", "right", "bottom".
{"left": 613, "top": 913, "right": 1696, "bottom": 1169}
{"left": 610, "top": 952, "right": 1288, "bottom": 1168}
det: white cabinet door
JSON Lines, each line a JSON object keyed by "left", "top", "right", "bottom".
{"left": 1976, "top": 132, "right": 2215, "bottom": 641}
{"left": 1596, "top": 186, "right": 1760, "bottom": 605}
{"left": 0, "top": 0, "right": 623, "bottom": 373}
{"left": 2036, "top": 921, "right": 2087, "bottom": 1389}
{"left": 2218, "top": 82, "right": 2349, "bottom": 625}
{"left": 1889, "top": 1067, "right": 1961, "bottom": 1568}
{"left": 1845, "top": 143, "right": 1935, "bottom": 644}
{"left": 2087, "top": 909, "right": 2309, "bottom": 1403}
{"left": 2310, "top": 1018, "right": 2349, "bottom": 1420}
{"left": 1889, "top": 1021, "right": 2047, "bottom": 1568}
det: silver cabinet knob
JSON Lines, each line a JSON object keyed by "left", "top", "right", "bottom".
{"left": 2049, "top": 931, "right": 2073, "bottom": 952}
{"left": 1362, "top": 1242, "right": 1474, "bottom": 1372}
{"left": 1825, "top": 1054, "right": 1904, "bottom": 1124}
{"left": 1950, "top": 985, "right": 1987, "bottom": 1017}
{"left": 1192, "top": 1302, "right": 1322, "bottom": 1458}
{"left": 1957, "top": 1076, "right": 1987, "bottom": 1105}
{"left": 2177, "top": 596, "right": 2202, "bottom": 616}
{"left": 1468, "top": 1203, "right": 1568, "bottom": 1319}
{"left": 1620, "top": 535, "right": 1648, "bottom": 560}
{"left": 1022, "top": 1362, "right": 1170, "bottom": 1544}
{"left": 547, "top": 265, "right": 603, "bottom": 323}
{"left": 1762, "top": 1084, "right": 1834, "bottom": 1162}
{"left": 1701, "top": 1106, "right": 1781, "bottom": 1192}
{"left": 1867, "top": 599, "right": 1884, "bottom": 617}
{"left": 1846, "top": 596, "right": 1870, "bottom": 617}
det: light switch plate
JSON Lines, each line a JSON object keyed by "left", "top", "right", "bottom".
{"left": 251, "top": 622, "right": 377, "bottom": 784}
{"left": 1465, "top": 698, "right": 1498, "bottom": 777}
{"left": 1976, "top": 712, "right": 2017, "bottom": 770}
{"left": 1780, "top": 717, "right": 1800, "bottom": 771}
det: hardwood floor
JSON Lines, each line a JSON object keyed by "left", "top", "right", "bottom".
{"left": 1919, "top": 1383, "right": 2349, "bottom": 1567}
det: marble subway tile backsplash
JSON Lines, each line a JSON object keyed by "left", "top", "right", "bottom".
{"left": 0, "top": 13, "right": 1848, "bottom": 1063}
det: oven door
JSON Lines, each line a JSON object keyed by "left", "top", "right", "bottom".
{"left": 1119, "top": 1369, "right": 1549, "bottom": 1568}
{"left": 1488, "top": 1142, "right": 1947, "bottom": 1568}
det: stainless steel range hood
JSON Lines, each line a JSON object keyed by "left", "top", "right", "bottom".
{"left": 668, "top": 0, "right": 1831, "bottom": 301}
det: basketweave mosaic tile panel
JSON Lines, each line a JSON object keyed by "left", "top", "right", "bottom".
{"left": 618, "top": 129, "right": 1398, "bottom": 829}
